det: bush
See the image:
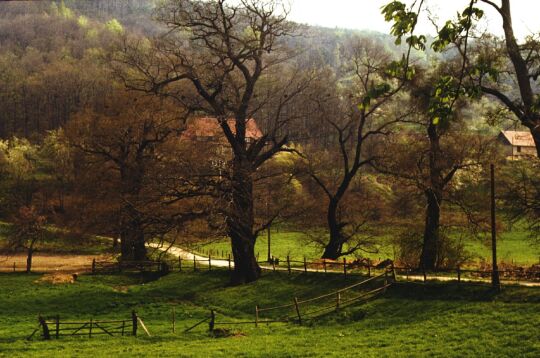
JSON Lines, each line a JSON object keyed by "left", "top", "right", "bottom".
{"left": 393, "top": 227, "right": 471, "bottom": 269}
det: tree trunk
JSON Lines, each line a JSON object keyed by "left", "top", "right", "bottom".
{"left": 420, "top": 189, "right": 441, "bottom": 270}
{"left": 26, "top": 247, "right": 33, "bottom": 273}
{"left": 119, "top": 167, "right": 146, "bottom": 262}
{"left": 228, "top": 157, "right": 261, "bottom": 285}
{"left": 529, "top": 124, "right": 540, "bottom": 157}
{"left": 322, "top": 200, "right": 343, "bottom": 260}
{"left": 420, "top": 122, "right": 443, "bottom": 270}
{"left": 119, "top": 213, "right": 146, "bottom": 261}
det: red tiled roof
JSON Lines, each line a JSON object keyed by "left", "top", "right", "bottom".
{"left": 181, "top": 117, "right": 263, "bottom": 141}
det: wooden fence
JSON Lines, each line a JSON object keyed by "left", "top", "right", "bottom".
{"left": 91, "top": 259, "right": 167, "bottom": 274}
{"left": 394, "top": 265, "right": 540, "bottom": 283}
{"left": 185, "top": 269, "right": 393, "bottom": 333}
{"left": 168, "top": 253, "right": 540, "bottom": 284}
{"left": 27, "top": 311, "right": 150, "bottom": 340}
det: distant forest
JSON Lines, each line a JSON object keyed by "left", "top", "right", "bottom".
{"left": 0, "top": 0, "right": 453, "bottom": 139}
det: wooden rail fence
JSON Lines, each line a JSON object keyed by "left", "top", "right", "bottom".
{"left": 91, "top": 259, "right": 167, "bottom": 274}
{"left": 166, "top": 252, "right": 540, "bottom": 284}
{"left": 27, "top": 311, "right": 150, "bottom": 340}
{"left": 184, "top": 269, "right": 394, "bottom": 333}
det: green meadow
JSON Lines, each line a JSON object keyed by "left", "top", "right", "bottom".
{"left": 1, "top": 271, "right": 538, "bottom": 357}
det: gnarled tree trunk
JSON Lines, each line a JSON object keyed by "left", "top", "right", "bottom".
{"left": 322, "top": 199, "right": 344, "bottom": 260}
{"left": 420, "top": 188, "right": 442, "bottom": 270}
{"left": 228, "top": 157, "right": 261, "bottom": 285}
{"left": 26, "top": 247, "right": 33, "bottom": 273}
{"left": 527, "top": 124, "right": 540, "bottom": 157}
{"left": 119, "top": 204, "right": 146, "bottom": 261}
{"left": 419, "top": 122, "right": 444, "bottom": 270}
{"left": 119, "top": 167, "right": 146, "bottom": 262}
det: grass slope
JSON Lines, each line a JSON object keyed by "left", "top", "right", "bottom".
{"left": 0, "top": 271, "right": 539, "bottom": 357}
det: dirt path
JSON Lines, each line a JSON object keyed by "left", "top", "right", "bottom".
{"left": 0, "top": 253, "right": 114, "bottom": 273}
{"left": 148, "top": 243, "right": 540, "bottom": 287}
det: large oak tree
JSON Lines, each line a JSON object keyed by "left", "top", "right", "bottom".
{"left": 115, "top": 0, "right": 312, "bottom": 283}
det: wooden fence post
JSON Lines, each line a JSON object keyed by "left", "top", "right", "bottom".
{"left": 336, "top": 292, "right": 341, "bottom": 311}
{"left": 255, "top": 305, "right": 259, "bottom": 328}
{"left": 228, "top": 254, "right": 231, "bottom": 271}
{"left": 38, "top": 315, "right": 50, "bottom": 340}
{"left": 287, "top": 256, "right": 291, "bottom": 274}
{"left": 343, "top": 258, "right": 347, "bottom": 277}
{"left": 193, "top": 255, "right": 197, "bottom": 272}
{"left": 132, "top": 311, "right": 138, "bottom": 336}
{"left": 303, "top": 257, "right": 307, "bottom": 273}
{"left": 92, "top": 259, "right": 96, "bottom": 274}
{"left": 323, "top": 260, "right": 327, "bottom": 273}
{"left": 13, "top": 262, "right": 15, "bottom": 272}
{"left": 55, "top": 315, "right": 60, "bottom": 339}
{"left": 391, "top": 262, "right": 396, "bottom": 282}
{"left": 179, "top": 257, "right": 182, "bottom": 272}
{"left": 172, "top": 307, "right": 176, "bottom": 333}
{"left": 89, "top": 318, "right": 93, "bottom": 338}
{"left": 457, "top": 266, "right": 461, "bottom": 284}
{"left": 209, "top": 310, "right": 215, "bottom": 332}
{"left": 209, "top": 255, "right": 212, "bottom": 271}
{"left": 422, "top": 264, "right": 427, "bottom": 282}
{"left": 272, "top": 257, "right": 276, "bottom": 272}
{"left": 293, "top": 297, "right": 302, "bottom": 325}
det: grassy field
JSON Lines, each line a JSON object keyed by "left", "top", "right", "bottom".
{"left": 1, "top": 270, "right": 539, "bottom": 357}
{"left": 0, "top": 221, "right": 113, "bottom": 255}
{"left": 195, "top": 227, "right": 539, "bottom": 266}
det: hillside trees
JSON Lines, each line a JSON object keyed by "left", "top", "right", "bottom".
{"left": 5, "top": 206, "right": 47, "bottom": 273}
{"left": 0, "top": 136, "right": 70, "bottom": 272}
{"left": 375, "top": 68, "right": 496, "bottom": 269}
{"left": 304, "top": 37, "right": 413, "bottom": 260}
{"left": 0, "top": 2, "right": 121, "bottom": 138}
{"left": 383, "top": 0, "right": 540, "bottom": 156}
{"left": 499, "top": 159, "right": 540, "bottom": 247}
{"left": 115, "top": 0, "right": 315, "bottom": 284}
{"left": 65, "top": 91, "right": 203, "bottom": 261}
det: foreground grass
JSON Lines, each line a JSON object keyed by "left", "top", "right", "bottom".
{"left": 0, "top": 270, "right": 539, "bottom": 357}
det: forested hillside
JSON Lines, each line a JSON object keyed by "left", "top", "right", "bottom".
{"left": 0, "top": 0, "right": 438, "bottom": 139}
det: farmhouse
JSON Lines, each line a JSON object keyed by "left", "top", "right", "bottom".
{"left": 181, "top": 117, "right": 263, "bottom": 169}
{"left": 497, "top": 130, "right": 537, "bottom": 159}
{"left": 182, "top": 117, "right": 263, "bottom": 144}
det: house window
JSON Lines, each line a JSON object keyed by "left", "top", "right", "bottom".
{"left": 517, "top": 146, "right": 522, "bottom": 153}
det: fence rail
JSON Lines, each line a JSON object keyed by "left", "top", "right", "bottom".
{"left": 163, "top": 251, "right": 540, "bottom": 284}
{"left": 27, "top": 311, "right": 150, "bottom": 341}
{"left": 91, "top": 259, "right": 166, "bottom": 274}
{"left": 183, "top": 268, "right": 395, "bottom": 333}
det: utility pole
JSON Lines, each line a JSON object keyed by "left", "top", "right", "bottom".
{"left": 267, "top": 226, "right": 271, "bottom": 263}
{"left": 265, "top": 171, "right": 272, "bottom": 263}
{"left": 490, "top": 164, "right": 500, "bottom": 290}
